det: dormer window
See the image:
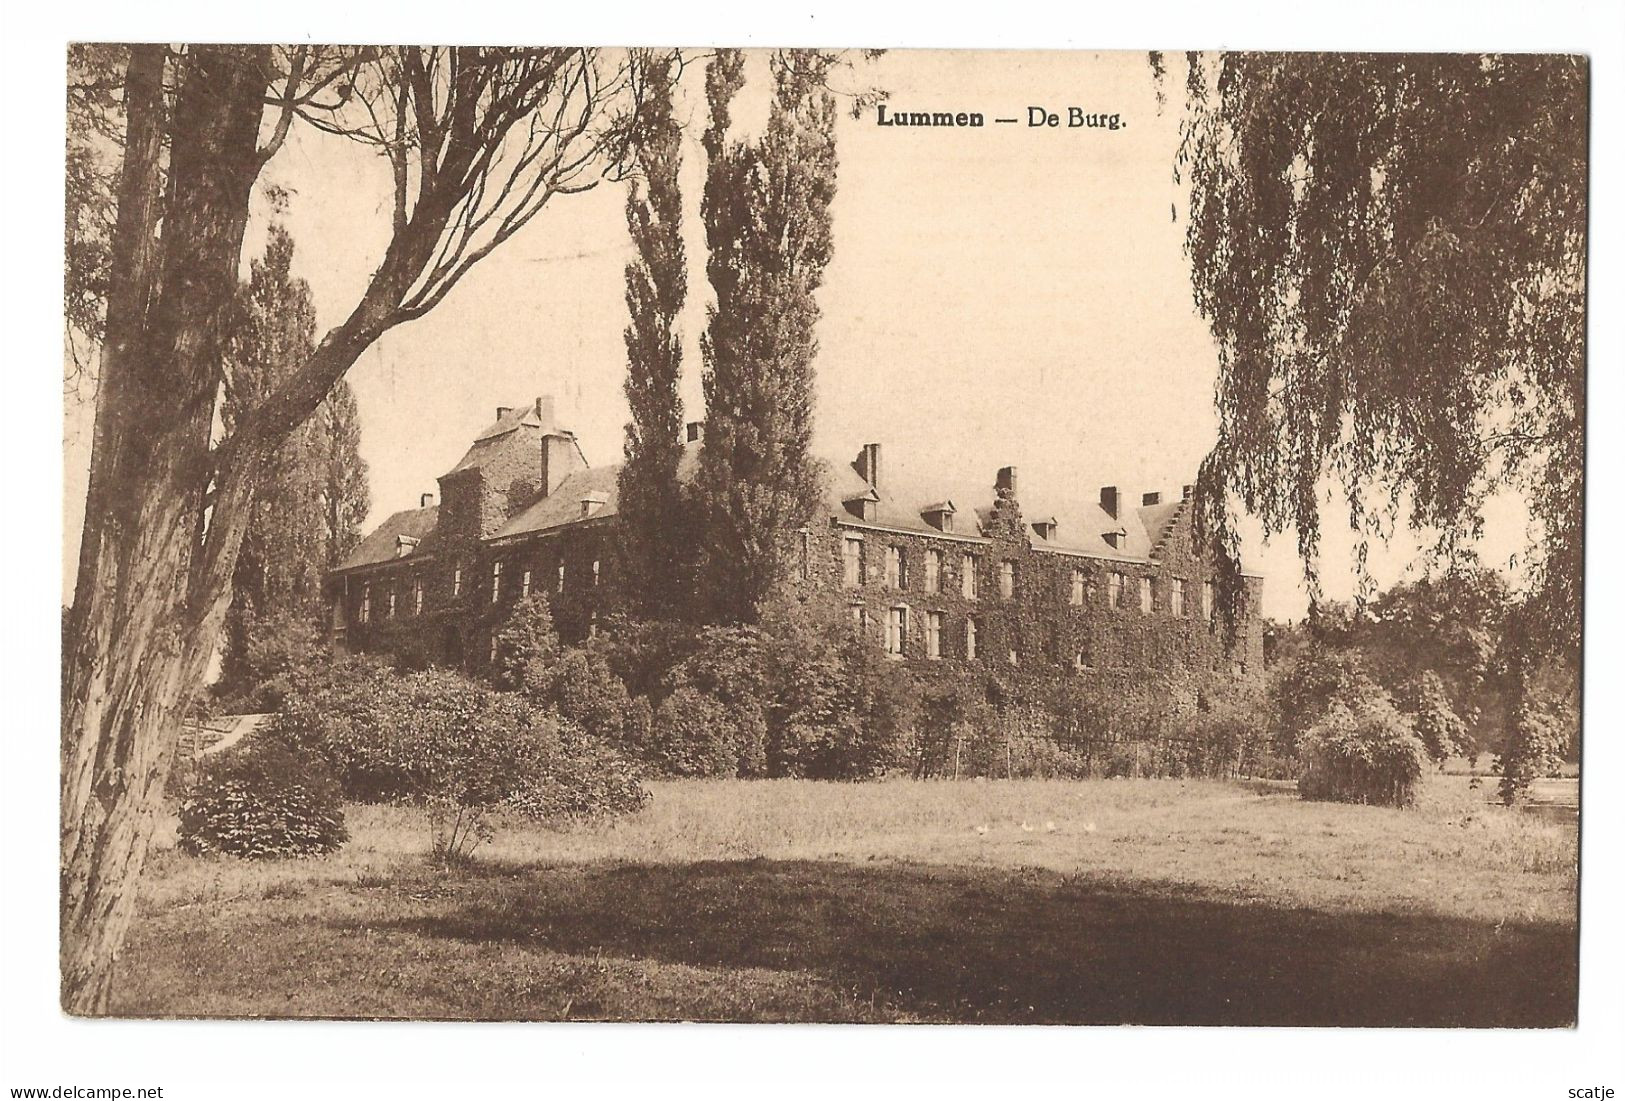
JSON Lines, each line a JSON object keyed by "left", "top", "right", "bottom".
{"left": 922, "top": 501, "right": 956, "bottom": 533}
{"left": 395, "top": 534, "right": 420, "bottom": 558}
{"left": 580, "top": 492, "right": 608, "bottom": 519}
{"left": 1031, "top": 517, "right": 1058, "bottom": 541}
{"left": 1103, "top": 530, "right": 1126, "bottom": 550}
{"left": 845, "top": 488, "right": 880, "bottom": 523}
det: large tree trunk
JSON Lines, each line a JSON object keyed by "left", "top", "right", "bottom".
{"left": 60, "top": 46, "right": 271, "bottom": 1015}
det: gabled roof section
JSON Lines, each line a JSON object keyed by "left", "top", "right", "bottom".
{"left": 446, "top": 398, "right": 580, "bottom": 478}
{"left": 1139, "top": 500, "right": 1186, "bottom": 558}
{"left": 472, "top": 397, "right": 557, "bottom": 442}
{"left": 824, "top": 448, "right": 1164, "bottom": 560}
{"left": 335, "top": 505, "right": 440, "bottom": 571}
{"left": 491, "top": 441, "right": 702, "bottom": 540}
{"left": 494, "top": 465, "right": 620, "bottom": 539}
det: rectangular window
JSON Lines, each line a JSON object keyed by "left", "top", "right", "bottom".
{"left": 413, "top": 578, "right": 424, "bottom": 615}
{"left": 359, "top": 585, "right": 371, "bottom": 623}
{"left": 1075, "top": 640, "right": 1093, "bottom": 672}
{"left": 592, "top": 559, "right": 601, "bottom": 587}
{"left": 799, "top": 528, "right": 811, "bottom": 581}
{"left": 386, "top": 588, "right": 396, "bottom": 618}
{"left": 850, "top": 603, "right": 866, "bottom": 635}
{"left": 489, "top": 634, "right": 499, "bottom": 664}
{"left": 521, "top": 569, "right": 532, "bottom": 599}
{"left": 965, "top": 617, "right": 979, "bottom": 661}
{"left": 491, "top": 560, "right": 503, "bottom": 603}
{"left": 452, "top": 567, "right": 462, "bottom": 598}
{"left": 557, "top": 561, "right": 566, "bottom": 593}
{"left": 925, "top": 611, "right": 943, "bottom": 659}
{"left": 999, "top": 561, "right": 1015, "bottom": 600}
{"left": 1109, "top": 572, "right": 1125, "bottom": 608}
{"left": 1140, "top": 576, "right": 1153, "bottom": 614}
{"left": 961, "top": 555, "right": 978, "bottom": 600}
{"left": 924, "top": 549, "right": 942, "bottom": 594}
{"left": 886, "top": 606, "right": 907, "bottom": 656}
{"left": 885, "top": 546, "right": 903, "bottom": 589}
{"left": 1203, "top": 580, "right": 1215, "bottom": 621}
{"left": 1171, "top": 578, "right": 1185, "bottom": 616}
{"left": 1070, "top": 566, "right": 1086, "bottom": 605}
{"left": 843, "top": 535, "right": 864, "bottom": 588}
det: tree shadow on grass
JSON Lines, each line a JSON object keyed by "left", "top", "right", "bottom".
{"left": 359, "top": 858, "right": 1577, "bottom": 1026}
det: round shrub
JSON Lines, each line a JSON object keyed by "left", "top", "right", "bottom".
{"left": 1297, "top": 696, "right": 1429, "bottom": 807}
{"left": 177, "top": 740, "right": 347, "bottom": 859}
{"left": 268, "top": 659, "right": 649, "bottom": 863}
{"left": 650, "top": 686, "right": 741, "bottom": 777}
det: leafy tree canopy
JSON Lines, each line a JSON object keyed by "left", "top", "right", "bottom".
{"left": 1166, "top": 53, "right": 1585, "bottom": 659}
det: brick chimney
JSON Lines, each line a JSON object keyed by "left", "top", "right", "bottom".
{"left": 535, "top": 395, "right": 556, "bottom": 429}
{"left": 420, "top": 492, "right": 435, "bottom": 509}
{"left": 495, "top": 405, "right": 512, "bottom": 420}
{"left": 1100, "top": 486, "right": 1119, "bottom": 519}
{"left": 996, "top": 466, "right": 1018, "bottom": 496}
{"left": 857, "top": 443, "right": 882, "bottom": 490}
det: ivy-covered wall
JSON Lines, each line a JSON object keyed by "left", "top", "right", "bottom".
{"left": 330, "top": 470, "right": 1263, "bottom": 701}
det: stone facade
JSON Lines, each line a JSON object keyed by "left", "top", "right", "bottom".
{"left": 327, "top": 398, "right": 1264, "bottom": 685}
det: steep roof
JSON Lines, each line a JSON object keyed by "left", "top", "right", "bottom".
{"left": 445, "top": 398, "right": 582, "bottom": 477}
{"left": 342, "top": 432, "right": 1205, "bottom": 573}
{"left": 491, "top": 443, "right": 703, "bottom": 541}
{"left": 821, "top": 450, "right": 1176, "bottom": 561}
{"left": 335, "top": 505, "right": 440, "bottom": 571}
{"left": 493, "top": 464, "right": 621, "bottom": 539}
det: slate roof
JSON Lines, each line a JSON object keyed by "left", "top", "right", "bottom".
{"left": 339, "top": 423, "right": 1217, "bottom": 573}
{"left": 335, "top": 504, "right": 440, "bottom": 571}
{"left": 820, "top": 449, "right": 1175, "bottom": 562}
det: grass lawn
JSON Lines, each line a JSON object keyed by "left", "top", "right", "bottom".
{"left": 113, "top": 775, "right": 1578, "bottom": 1025}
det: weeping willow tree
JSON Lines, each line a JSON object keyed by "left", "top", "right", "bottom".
{"left": 1163, "top": 53, "right": 1586, "bottom": 792}
{"left": 1166, "top": 53, "right": 1586, "bottom": 654}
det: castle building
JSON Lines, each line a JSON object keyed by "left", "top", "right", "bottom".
{"left": 326, "top": 396, "right": 1264, "bottom": 682}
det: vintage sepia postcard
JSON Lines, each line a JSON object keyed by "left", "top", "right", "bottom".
{"left": 54, "top": 41, "right": 1587, "bottom": 1048}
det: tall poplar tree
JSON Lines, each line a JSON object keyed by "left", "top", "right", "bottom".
{"left": 617, "top": 57, "right": 690, "bottom": 618}
{"left": 693, "top": 49, "right": 838, "bottom": 623}
{"left": 217, "top": 225, "right": 370, "bottom": 696}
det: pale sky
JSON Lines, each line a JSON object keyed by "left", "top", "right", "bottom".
{"left": 62, "top": 49, "right": 1535, "bottom": 619}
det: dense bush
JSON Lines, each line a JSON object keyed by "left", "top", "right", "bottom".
{"left": 1297, "top": 694, "right": 1429, "bottom": 807}
{"left": 1496, "top": 697, "right": 1568, "bottom": 805}
{"left": 491, "top": 592, "right": 560, "bottom": 690}
{"left": 650, "top": 685, "right": 747, "bottom": 777}
{"left": 177, "top": 740, "right": 347, "bottom": 859}
{"left": 271, "top": 658, "right": 648, "bottom": 860}
{"left": 522, "top": 648, "right": 654, "bottom": 758}
{"left": 1398, "top": 670, "right": 1471, "bottom": 763}
{"left": 213, "top": 607, "right": 328, "bottom": 713}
